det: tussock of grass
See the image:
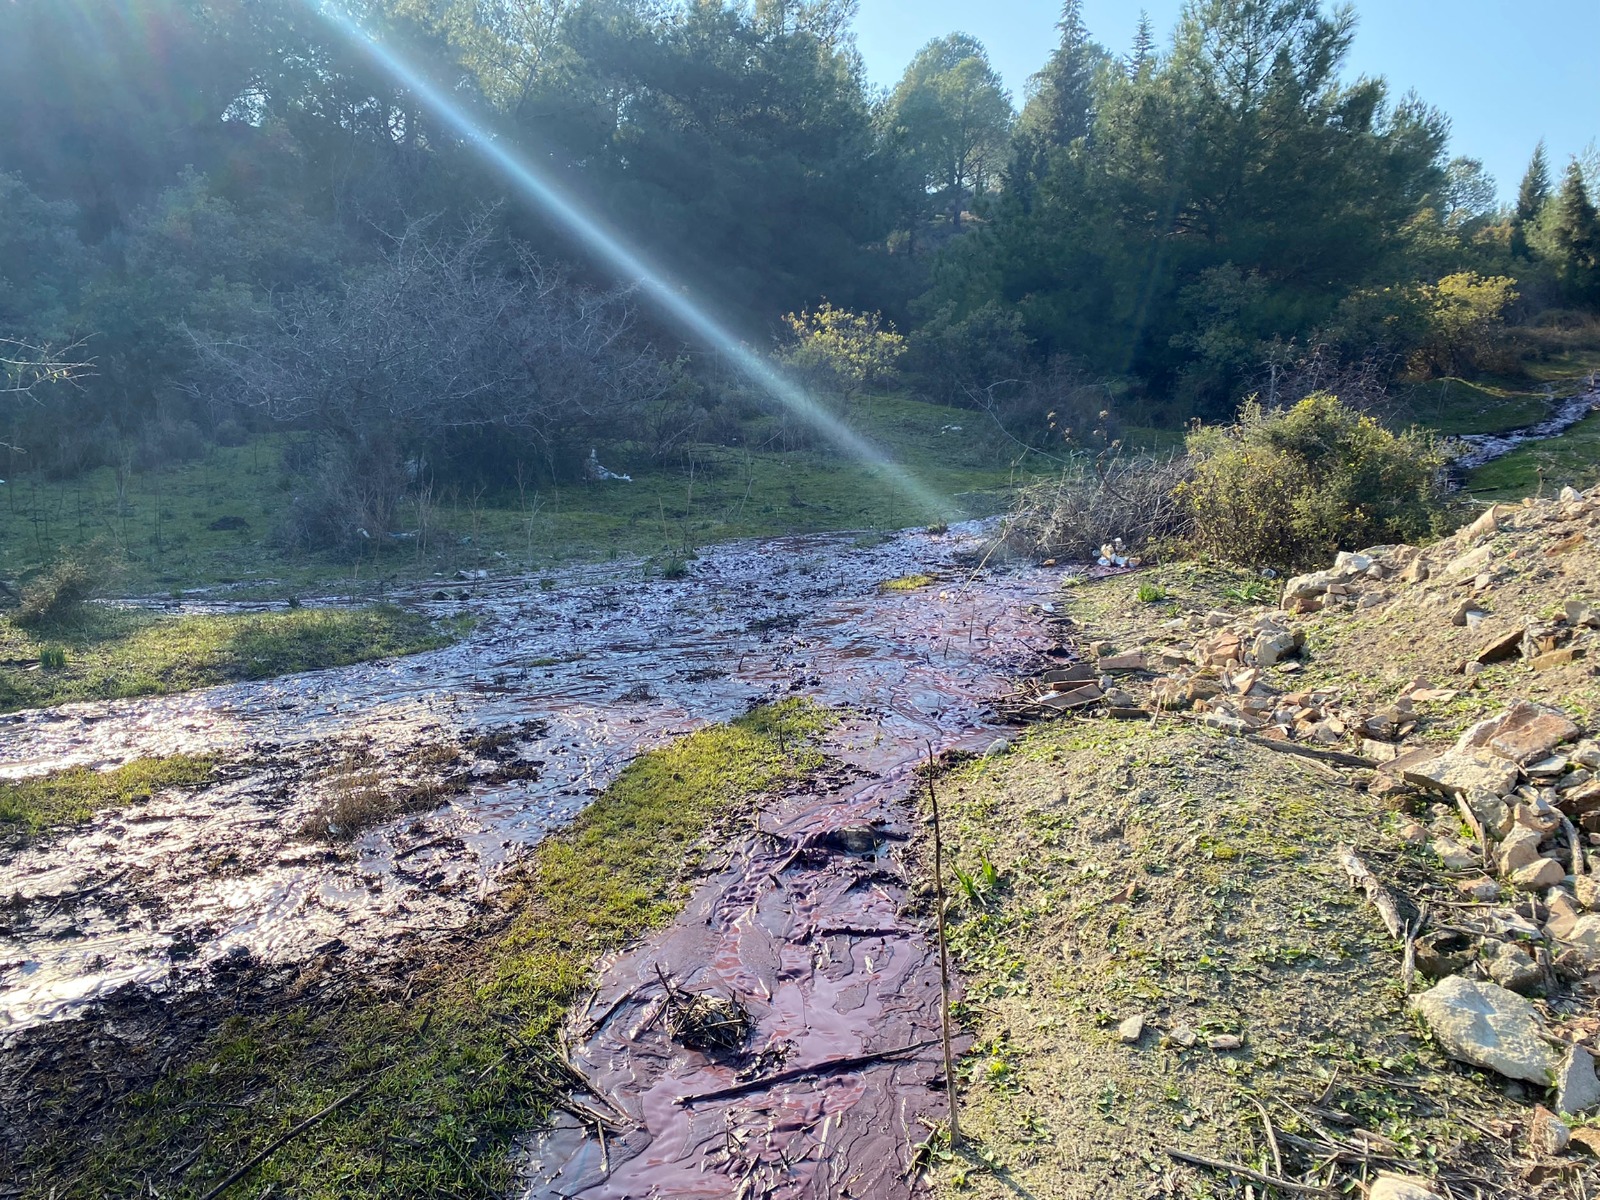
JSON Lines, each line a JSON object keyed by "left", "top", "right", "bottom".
{"left": 0, "top": 604, "right": 457, "bottom": 713}
{"left": 21, "top": 700, "right": 829, "bottom": 1199}
{"left": 0, "top": 754, "right": 217, "bottom": 836}
{"left": 882, "top": 573, "right": 936, "bottom": 591}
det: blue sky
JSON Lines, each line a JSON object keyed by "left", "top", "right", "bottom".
{"left": 851, "top": 0, "right": 1599, "bottom": 204}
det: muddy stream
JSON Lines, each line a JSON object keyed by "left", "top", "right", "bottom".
{"left": 1, "top": 522, "right": 1067, "bottom": 1197}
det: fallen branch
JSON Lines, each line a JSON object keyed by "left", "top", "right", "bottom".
{"left": 1246, "top": 736, "right": 1376, "bottom": 770}
{"left": 674, "top": 1039, "right": 940, "bottom": 1106}
{"left": 1338, "top": 848, "right": 1406, "bottom": 941}
{"left": 1164, "top": 1147, "right": 1330, "bottom": 1195}
{"left": 198, "top": 1081, "right": 373, "bottom": 1199}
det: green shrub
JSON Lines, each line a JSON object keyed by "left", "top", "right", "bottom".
{"left": 13, "top": 559, "right": 105, "bottom": 630}
{"left": 1178, "top": 393, "right": 1448, "bottom": 571}
{"left": 39, "top": 645, "right": 67, "bottom": 670}
{"left": 1136, "top": 582, "right": 1168, "bottom": 603}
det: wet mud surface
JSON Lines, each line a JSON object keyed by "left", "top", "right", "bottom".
{"left": 0, "top": 522, "right": 1064, "bottom": 1194}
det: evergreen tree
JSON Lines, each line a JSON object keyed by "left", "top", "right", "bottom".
{"left": 1545, "top": 159, "right": 1600, "bottom": 306}
{"left": 1129, "top": 10, "right": 1156, "bottom": 78}
{"left": 1512, "top": 140, "right": 1551, "bottom": 256}
{"left": 1516, "top": 142, "right": 1552, "bottom": 222}
{"left": 1024, "top": 1, "right": 1099, "bottom": 147}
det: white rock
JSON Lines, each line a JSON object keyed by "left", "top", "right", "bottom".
{"left": 1575, "top": 875, "right": 1600, "bottom": 911}
{"left": 1556, "top": 1045, "right": 1600, "bottom": 1115}
{"left": 1498, "top": 826, "right": 1545, "bottom": 875}
{"left": 1369, "top": 1175, "right": 1442, "bottom": 1200}
{"left": 1562, "top": 914, "right": 1600, "bottom": 953}
{"left": 1561, "top": 486, "right": 1583, "bottom": 503}
{"left": 1118, "top": 1014, "right": 1145, "bottom": 1043}
{"left": 1509, "top": 858, "right": 1567, "bottom": 891}
{"left": 1432, "top": 837, "right": 1477, "bottom": 870}
{"left": 1529, "top": 1105, "right": 1571, "bottom": 1155}
{"left": 1408, "top": 976, "right": 1560, "bottom": 1084}
{"left": 983, "top": 738, "right": 1010, "bottom": 758}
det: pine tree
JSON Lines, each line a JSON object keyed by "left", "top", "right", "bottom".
{"left": 1547, "top": 159, "right": 1600, "bottom": 306}
{"left": 1025, "top": 0, "right": 1098, "bottom": 147}
{"left": 1516, "top": 142, "right": 1551, "bottom": 223}
{"left": 1128, "top": 10, "right": 1155, "bottom": 78}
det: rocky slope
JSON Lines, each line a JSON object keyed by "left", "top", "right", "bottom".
{"left": 923, "top": 484, "right": 1600, "bottom": 1198}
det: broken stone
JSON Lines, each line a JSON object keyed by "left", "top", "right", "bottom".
{"left": 1574, "top": 875, "right": 1600, "bottom": 910}
{"left": 1252, "top": 629, "right": 1299, "bottom": 668}
{"left": 1510, "top": 858, "right": 1567, "bottom": 891}
{"left": 1488, "top": 942, "right": 1543, "bottom": 993}
{"left": 1167, "top": 1024, "right": 1198, "bottom": 1049}
{"left": 1207, "top": 1033, "right": 1243, "bottom": 1051}
{"left": 1450, "top": 597, "right": 1484, "bottom": 626}
{"left": 1097, "top": 651, "right": 1146, "bottom": 671}
{"left": 1465, "top": 788, "right": 1513, "bottom": 838}
{"left": 1369, "top": 1176, "right": 1442, "bottom": 1200}
{"left": 1561, "top": 914, "right": 1600, "bottom": 954}
{"left": 1566, "top": 598, "right": 1599, "bottom": 628}
{"left": 1117, "top": 1014, "right": 1145, "bottom": 1044}
{"left": 1573, "top": 1127, "right": 1600, "bottom": 1157}
{"left": 1556, "top": 1045, "right": 1600, "bottom": 1116}
{"left": 1455, "top": 875, "right": 1500, "bottom": 901}
{"left": 1432, "top": 837, "right": 1477, "bottom": 870}
{"left": 1528, "top": 1105, "right": 1571, "bottom": 1156}
{"left": 1474, "top": 627, "right": 1525, "bottom": 665}
{"left": 1408, "top": 976, "right": 1560, "bottom": 1084}
{"left": 1404, "top": 749, "right": 1519, "bottom": 799}
{"left": 1499, "top": 826, "right": 1545, "bottom": 875}
{"left": 1458, "top": 701, "right": 1580, "bottom": 766}
{"left": 1531, "top": 648, "right": 1579, "bottom": 671}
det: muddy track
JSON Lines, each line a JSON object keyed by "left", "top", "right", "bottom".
{"left": 518, "top": 723, "right": 998, "bottom": 1200}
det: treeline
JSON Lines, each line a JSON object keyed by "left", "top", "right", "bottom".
{"left": 1, "top": 0, "right": 1598, "bottom": 507}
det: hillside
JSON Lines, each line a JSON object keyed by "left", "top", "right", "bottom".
{"left": 923, "top": 486, "right": 1600, "bottom": 1198}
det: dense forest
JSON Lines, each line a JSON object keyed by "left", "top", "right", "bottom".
{"left": 2, "top": 0, "right": 1598, "bottom": 554}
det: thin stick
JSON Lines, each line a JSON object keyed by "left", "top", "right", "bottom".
{"left": 927, "top": 740, "right": 960, "bottom": 1148}
{"left": 198, "top": 1081, "right": 373, "bottom": 1199}
{"left": 1249, "top": 1096, "right": 1284, "bottom": 1180}
{"left": 674, "top": 1039, "right": 940, "bottom": 1106}
{"left": 1164, "top": 1147, "right": 1329, "bottom": 1195}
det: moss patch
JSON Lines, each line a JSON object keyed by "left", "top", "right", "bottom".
{"left": 0, "top": 754, "right": 217, "bottom": 837}
{"left": 17, "top": 700, "right": 829, "bottom": 1199}
{"left": 882, "top": 573, "right": 936, "bottom": 591}
{"left": 0, "top": 604, "right": 459, "bottom": 713}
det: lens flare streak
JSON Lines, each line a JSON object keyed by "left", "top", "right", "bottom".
{"left": 313, "top": 5, "right": 948, "bottom": 518}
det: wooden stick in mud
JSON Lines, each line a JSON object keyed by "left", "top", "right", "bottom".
{"left": 926, "top": 741, "right": 960, "bottom": 1147}
{"left": 674, "top": 1039, "right": 941, "bottom": 1105}
{"left": 1337, "top": 848, "right": 1405, "bottom": 941}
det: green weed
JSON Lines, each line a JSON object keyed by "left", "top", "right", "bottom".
{"left": 0, "top": 754, "right": 216, "bottom": 837}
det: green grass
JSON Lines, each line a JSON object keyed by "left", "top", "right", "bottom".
{"left": 0, "top": 604, "right": 459, "bottom": 713}
{"left": 0, "top": 396, "right": 1038, "bottom": 597}
{"left": 0, "top": 754, "right": 216, "bottom": 836}
{"left": 19, "top": 700, "right": 829, "bottom": 1199}
{"left": 881, "top": 573, "right": 936, "bottom": 591}
{"left": 1405, "top": 376, "right": 1553, "bottom": 437}
{"left": 1466, "top": 408, "right": 1600, "bottom": 501}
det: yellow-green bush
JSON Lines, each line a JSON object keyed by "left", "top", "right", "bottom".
{"left": 1178, "top": 393, "right": 1448, "bottom": 570}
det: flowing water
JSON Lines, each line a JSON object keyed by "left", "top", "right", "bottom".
{"left": 1453, "top": 382, "right": 1600, "bottom": 470}
{"left": 0, "top": 525, "right": 1061, "bottom": 1100}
